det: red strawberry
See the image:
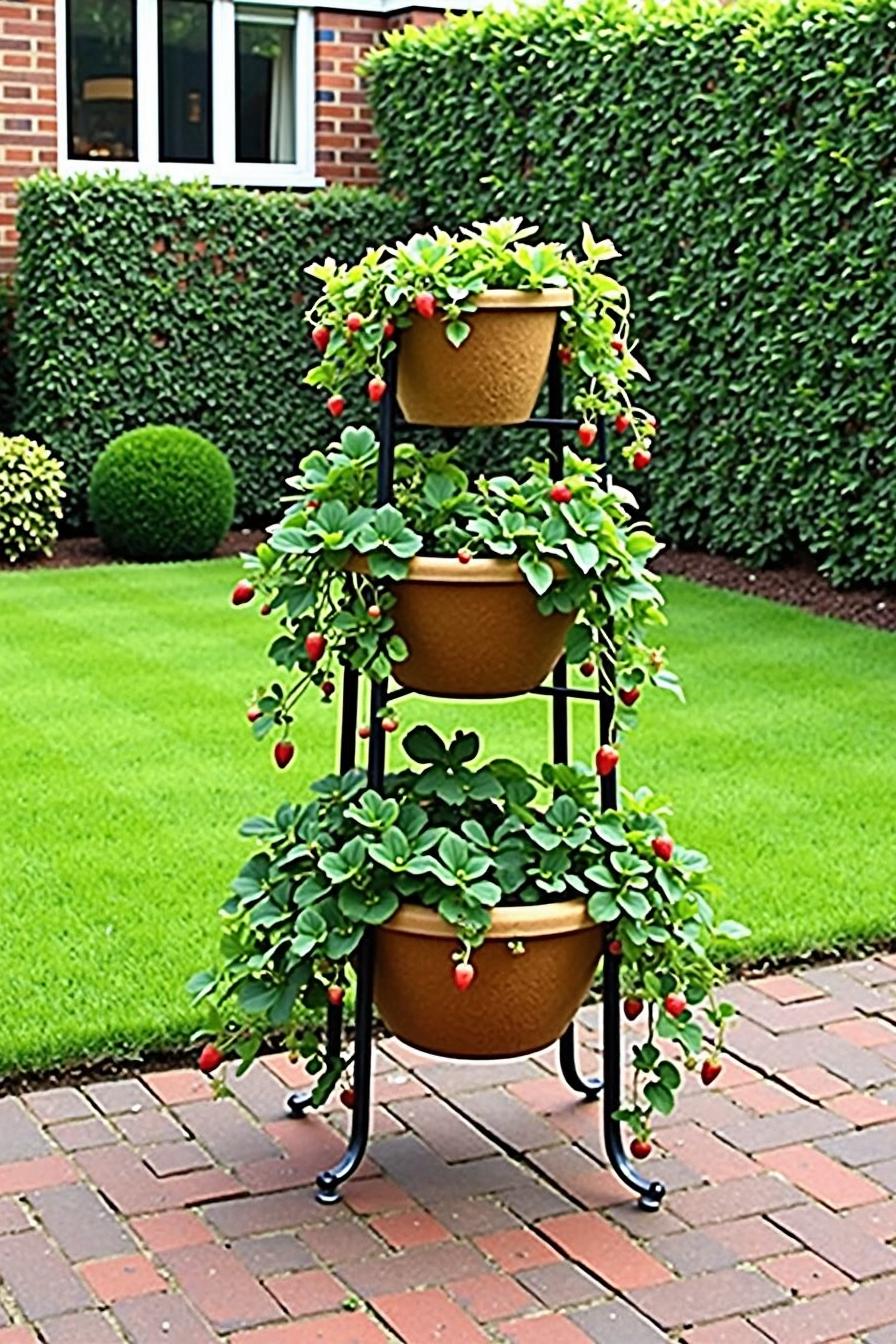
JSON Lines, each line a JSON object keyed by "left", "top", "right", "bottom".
{"left": 346, "top": 312, "right": 364, "bottom": 333}
{"left": 608, "top": 939, "right": 623, "bottom": 956}
{"left": 368, "top": 376, "right": 387, "bottom": 403}
{"left": 595, "top": 744, "right": 619, "bottom": 776}
{"left": 664, "top": 992, "right": 687, "bottom": 1018}
{"left": 383, "top": 319, "right": 395, "bottom": 338}
{"left": 321, "top": 680, "right": 336, "bottom": 699}
{"left": 307, "top": 498, "right": 320, "bottom": 510}
{"left": 619, "top": 687, "right": 640, "bottom": 706}
{"left": 367, "top": 604, "right": 382, "bottom": 620}
{"left": 231, "top": 579, "right": 254, "bottom": 606}
{"left": 414, "top": 292, "right": 436, "bottom": 319}
{"left": 611, "top": 337, "right": 624, "bottom": 353}
{"left": 358, "top": 725, "right": 371, "bottom": 740}
{"left": 260, "top": 603, "right": 271, "bottom": 616}
{"left": 326, "top": 394, "right": 345, "bottom": 417}
{"left": 652, "top": 836, "right": 674, "bottom": 862}
{"left": 382, "top": 718, "right": 398, "bottom": 733}
{"left": 630, "top": 1138, "right": 652, "bottom": 1160}
{"left": 340, "top": 1087, "right": 356, "bottom": 1108}
{"left": 247, "top": 705, "right": 262, "bottom": 723}
{"left": 623, "top": 997, "right": 643, "bottom": 1021}
{"left": 305, "top": 631, "right": 326, "bottom": 663}
{"left": 550, "top": 483, "right": 573, "bottom": 504}
{"left": 454, "top": 962, "right": 475, "bottom": 991}
{"left": 311, "top": 324, "right": 330, "bottom": 353}
{"left": 274, "top": 740, "right": 295, "bottom": 770}
{"left": 580, "top": 660, "right": 595, "bottom": 677}
{"left": 327, "top": 985, "right": 345, "bottom": 1007}
{"left": 701, "top": 1058, "right": 723, "bottom": 1086}
{"left": 558, "top": 344, "right": 573, "bottom": 366}
{"left": 578, "top": 422, "right": 597, "bottom": 448}
{"left": 633, "top": 449, "right": 652, "bottom": 471}
{"left": 457, "top": 548, "right": 472, "bottom": 564}
{"left": 614, "top": 414, "right": 630, "bottom": 433}
{"left": 198, "top": 1043, "right": 223, "bottom": 1074}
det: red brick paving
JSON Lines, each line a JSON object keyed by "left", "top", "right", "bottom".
{"left": 4, "top": 959, "right": 896, "bottom": 1339}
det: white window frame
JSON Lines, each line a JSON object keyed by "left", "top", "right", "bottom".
{"left": 57, "top": 0, "right": 322, "bottom": 187}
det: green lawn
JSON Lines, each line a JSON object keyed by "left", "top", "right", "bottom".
{"left": 1, "top": 558, "right": 894, "bottom": 1077}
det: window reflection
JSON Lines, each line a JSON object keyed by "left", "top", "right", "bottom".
{"left": 236, "top": 11, "right": 296, "bottom": 164}
{"left": 160, "top": 0, "right": 212, "bottom": 161}
{"left": 68, "top": 0, "right": 137, "bottom": 159}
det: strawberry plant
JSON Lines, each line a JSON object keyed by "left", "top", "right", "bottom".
{"left": 304, "top": 218, "right": 657, "bottom": 467}
{"left": 190, "top": 726, "right": 746, "bottom": 1133}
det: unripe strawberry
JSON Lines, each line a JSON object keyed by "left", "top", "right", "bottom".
{"left": 633, "top": 449, "right": 652, "bottom": 471}
{"left": 382, "top": 718, "right": 398, "bottom": 733}
{"left": 247, "top": 705, "right": 262, "bottom": 723}
{"left": 550, "top": 482, "right": 573, "bottom": 504}
{"left": 231, "top": 579, "right": 254, "bottom": 606}
{"left": 664, "top": 992, "right": 687, "bottom": 1018}
{"left": 578, "top": 422, "right": 597, "bottom": 448}
{"left": 327, "top": 985, "right": 345, "bottom": 1007}
{"left": 274, "top": 740, "right": 295, "bottom": 770}
{"left": 652, "top": 836, "right": 674, "bottom": 862}
{"left": 608, "top": 938, "right": 623, "bottom": 956}
{"left": 358, "top": 725, "right": 371, "bottom": 740}
{"left": 340, "top": 1087, "right": 356, "bottom": 1108}
{"left": 414, "top": 292, "right": 436, "bottom": 319}
{"left": 321, "top": 679, "right": 336, "bottom": 698}
{"left": 198, "top": 1043, "right": 223, "bottom": 1074}
{"left": 614, "top": 414, "right": 630, "bottom": 433}
{"left": 630, "top": 1138, "right": 652, "bottom": 1160}
{"left": 623, "top": 997, "right": 643, "bottom": 1021}
{"left": 367, "top": 604, "right": 382, "bottom": 620}
{"left": 645, "top": 414, "right": 658, "bottom": 430}
{"left": 383, "top": 319, "right": 396, "bottom": 338}
{"left": 619, "top": 687, "right": 640, "bottom": 706}
{"left": 305, "top": 631, "right": 326, "bottom": 663}
{"left": 457, "top": 548, "right": 472, "bottom": 564}
{"left": 326, "top": 394, "right": 345, "bottom": 417}
{"left": 595, "top": 744, "right": 619, "bottom": 776}
{"left": 368, "top": 376, "right": 387, "bottom": 403}
{"left": 701, "top": 1058, "right": 723, "bottom": 1086}
{"left": 454, "top": 962, "right": 475, "bottom": 991}
{"left": 311, "top": 324, "right": 330, "bottom": 353}
{"left": 580, "top": 660, "right": 595, "bottom": 677}
{"left": 346, "top": 312, "right": 364, "bottom": 332}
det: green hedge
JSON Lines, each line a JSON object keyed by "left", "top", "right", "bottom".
{"left": 14, "top": 175, "right": 411, "bottom": 529}
{"left": 366, "top": 0, "right": 896, "bottom": 587}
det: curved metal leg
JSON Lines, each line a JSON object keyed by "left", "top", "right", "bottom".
{"left": 558, "top": 1020, "right": 603, "bottom": 1101}
{"left": 315, "top": 926, "right": 376, "bottom": 1204}
{"left": 286, "top": 997, "right": 344, "bottom": 1117}
{"left": 602, "top": 948, "right": 666, "bottom": 1212}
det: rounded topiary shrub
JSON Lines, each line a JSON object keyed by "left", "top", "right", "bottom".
{"left": 89, "top": 425, "right": 235, "bottom": 561}
{"left": 0, "top": 434, "right": 66, "bottom": 563}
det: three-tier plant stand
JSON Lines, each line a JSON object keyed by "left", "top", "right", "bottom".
{"left": 285, "top": 341, "right": 666, "bottom": 1214}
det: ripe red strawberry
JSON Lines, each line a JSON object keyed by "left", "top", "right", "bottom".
{"left": 454, "top": 962, "right": 475, "bottom": 991}
{"left": 346, "top": 312, "right": 364, "bottom": 333}
{"left": 340, "top": 1087, "right": 356, "bottom": 1108}
{"left": 457, "top": 548, "right": 472, "bottom": 564}
{"left": 307, "top": 498, "right": 320, "bottom": 510}
{"left": 327, "top": 985, "right": 344, "bottom": 1007}
{"left": 633, "top": 449, "right": 652, "bottom": 471}
{"left": 368, "top": 376, "right": 387, "bottom": 403}
{"left": 321, "top": 679, "right": 336, "bottom": 698}
{"left": 701, "top": 1058, "right": 723, "bottom": 1087}
{"left": 614, "top": 414, "right": 630, "bottom": 433}
{"left": 260, "top": 603, "right": 271, "bottom": 616}
{"left": 382, "top": 718, "right": 398, "bottom": 733}
{"left": 414, "top": 292, "right": 436, "bottom": 319}
{"left": 358, "top": 725, "right": 371, "bottom": 740}
{"left": 198, "top": 1043, "right": 223, "bottom": 1074}
{"left": 305, "top": 631, "right": 326, "bottom": 663}
{"left": 664, "top": 992, "right": 687, "bottom": 1018}
{"left": 383, "top": 319, "right": 395, "bottom": 338}
{"left": 231, "top": 579, "right": 254, "bottom": 606}
{"left": 611, "top": 337, "right": 624, "bottom": 353}
{"left": 247, "top": 705, "right": 262, "bottom": 723}
{"left": 558, "top": 344, "right": 573, "bottom": 366}
{"left": 619, "top": 687, "right": 640, "bottom": 706}
{"left": 608, "top": 939, "right": 623, "bottom": 956}
{"left": 578, "top": 422, "right": 597, "bottom": 448}
{"left": 652, "top": 836, "right": 674, "bottom": 862}
{"left": 274, "top": 740, "right": 295, "bottom": 770}
{"left": 311, "top": 324, "right": 330, "bottom": 353}
{"left": 623, "top": 997, "right": 643, "bottom": 1021}
{"left": 595, "top": 744, "right": 619, "bottom": 776}
{"left": 630, "top": 1138, "right": 652, "bottom": 1160}
{"left": 550, "top": 482, "right": 573, "bottom": 504}
{"left": 326, "top": 394, "right": 345, "bottom": 417}
{"left": 367, "top": 604, "right": 382, "bottom": 620}
{"left": 580, "top": 660, "right": 595, "bottom": 677}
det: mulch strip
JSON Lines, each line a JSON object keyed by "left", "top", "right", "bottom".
{"left": 0, "top": 528, "right": 268, "bottom": 573}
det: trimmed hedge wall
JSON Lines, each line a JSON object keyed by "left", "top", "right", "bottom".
{"left": 366, "top": 0, "right": 896, "bottom": 586}
{"left": 14, "top": 175, "right": 410, "bottom": 529}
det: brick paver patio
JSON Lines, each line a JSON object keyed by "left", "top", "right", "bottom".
{"left": 4, "top": 958, "right": 896, "bottom": 1341}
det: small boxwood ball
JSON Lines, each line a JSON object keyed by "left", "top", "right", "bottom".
{"left": 89, "top": 425, "right": 235, "bottom": 561}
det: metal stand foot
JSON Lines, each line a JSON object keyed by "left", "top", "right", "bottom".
{"left": 558, "top": 1021, "right": 603, "bottom": 1102}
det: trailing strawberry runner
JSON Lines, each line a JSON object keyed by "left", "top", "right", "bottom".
{"left": 191, "top": 219, "right": 746, "bottom": 1211}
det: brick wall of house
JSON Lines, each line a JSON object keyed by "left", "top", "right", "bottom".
{"left": 0, "top": 0, "right": 57, "bottom": 270}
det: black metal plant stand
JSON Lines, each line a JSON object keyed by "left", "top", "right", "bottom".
{"left": 287, "top": 341, "right": 666, "bottom": 1215}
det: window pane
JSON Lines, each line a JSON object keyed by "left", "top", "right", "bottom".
{"left": 236, "top": 13, "right": 296, "bottom": 164}
{"left": 68, "top": 0, "right": 136, "bottom": 160}
{"left": 160, "top": 0, "right": 212, "bottom": 162}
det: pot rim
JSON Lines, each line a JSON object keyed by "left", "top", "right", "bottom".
{"left": 470, "top": 287, "right": 574, "bottom": 311}
{"left": 382, "top": 899, "right": 598, "bottom": 941}
{"left": 346, "top": 554, "right": 567, "bottom": 585}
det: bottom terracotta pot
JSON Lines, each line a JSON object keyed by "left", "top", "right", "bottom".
{"left": 373, "top": 901, "right": 604, "bottom": 1059}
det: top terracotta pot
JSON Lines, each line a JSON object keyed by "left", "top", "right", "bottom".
{"left": 396, "top": 287, "right": 574, "bottom": 427}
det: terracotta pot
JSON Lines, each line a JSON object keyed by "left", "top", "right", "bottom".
{"left": 355, "top": 554, "right": 574, "bottom": 697}
{"left": 396, "top": 287, "right": 574, "bottom": 426}
{"left": 374, "top": 900, "right": 603, "bottom": 1059}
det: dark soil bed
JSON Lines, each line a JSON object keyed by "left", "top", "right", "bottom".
{"left": 0, "top": 528, "right": 269, "bottom": 572}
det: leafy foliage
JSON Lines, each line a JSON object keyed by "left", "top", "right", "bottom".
{"left": 13, "top": 173, "right": 411, "bottom": 529}
{"left": 365, "top": 0, "right": 896, "bottom": 586}
{"left": 89, "top": 424, "right": 236, "bottom": 561}
{"left": 0, "top": 433, "right": 66, "bottom": 563}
